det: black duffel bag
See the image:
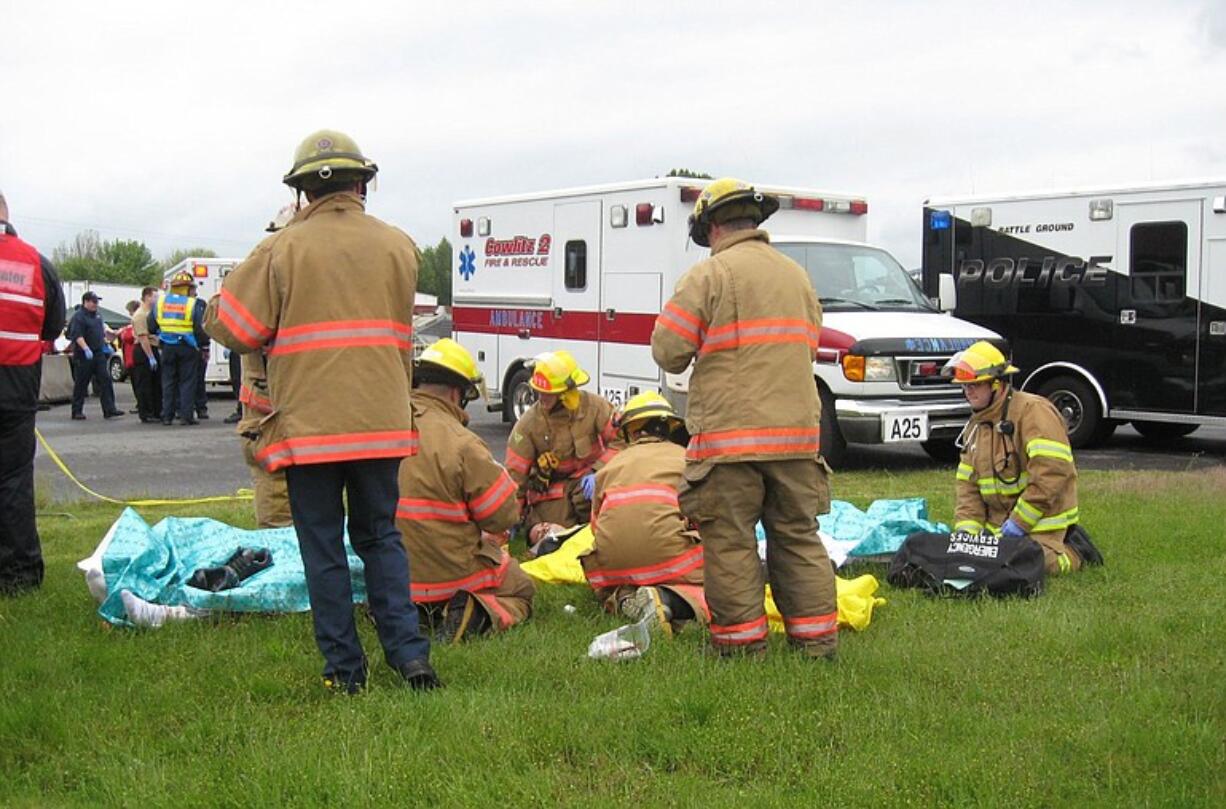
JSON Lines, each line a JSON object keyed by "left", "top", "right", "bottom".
{"left": 887, "top": 530, "right": 1045, "bottom": 598}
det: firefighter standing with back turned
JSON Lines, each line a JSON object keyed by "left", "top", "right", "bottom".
{"left": 204, "top": 129, "right": 438, "bottom": 693}
{"left": 396, "top": 338, "right": 535, "bottom": 643}
{"left": 652, "top": 177, "right": 838, "bottom": 659}
{"left": 504, "top": 350, "right": 621, "bottom": 531}
{"left": 943, "top": 340, "right": 1104, "bottom": 575}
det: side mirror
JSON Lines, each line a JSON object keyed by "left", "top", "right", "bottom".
{"left": 938, "top": 274, "right": 958, "bottom": 312}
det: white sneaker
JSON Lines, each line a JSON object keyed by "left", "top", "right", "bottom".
{"left": 120, "top": 590, "right": 205, "bottom": 628}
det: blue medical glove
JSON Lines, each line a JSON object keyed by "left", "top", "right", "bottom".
{"left": 1001, "top": 518, "right": 1026, "bottom": 538}
{"left": 580, "top": 472, "right": 597, "bottom": 500}
{"left": 148, "top": 355, "right": 158, "bottom": 372}
{"left": 82, "top": 347, "right": 93, "bottom": 361}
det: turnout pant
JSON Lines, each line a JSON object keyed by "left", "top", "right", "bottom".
{"left": 242, "top": 438, "right": 292, "bottom": 528}
{"left": 129, "top": 355, "right": 161, "bottom": 420}
{"left": 286, "top": 458, "right": 430, "bottom": 678}
{"left": 160, "top": 342, "right": 199, "bottom": 422}
{"left": 71, "top": 353, "right": 117, "bottom": 416}
{"left": 681, "top": 459, "right": 837, "bottom": 655}
{"left": 1032, "top": 529, "right": 1084, "bottom": 576}
{"left": 0, "top": 410, "right": 42, "bottom": 592}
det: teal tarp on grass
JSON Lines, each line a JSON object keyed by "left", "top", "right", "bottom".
{"left": 90, "top": 507, "right": 367, "bottom": 626}
{"left": 756, "top": 497, "right": 948, "bottom": 558}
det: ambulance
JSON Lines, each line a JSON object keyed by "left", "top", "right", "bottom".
{"left": 452, "top": 178, "right": 1000, "bottom": 466}
{"left": 922, "top": 180, "right": 1226, "bottom": 447}
{"left": 162, "top": 257, "right": 242, "bottom": 388}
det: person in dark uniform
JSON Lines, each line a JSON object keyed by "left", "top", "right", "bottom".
{"left": 66, "top": 291, "right": 123, "bottom": 420}
{"left": 0, "top": 189, "right": 66, "bottom": 594}
{"left": 190, "top": 284, "right": 211, "bottom": 420}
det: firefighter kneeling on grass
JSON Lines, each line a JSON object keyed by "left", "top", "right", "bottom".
{"left": 504, "top": 350, "right": 621, "bottom": 532}
{"left": 579, "top": 392, "right": 709, "bottom": 635}
{"left": 397, "top": 339, "right": 535, "bottom": 642}
{"left": 944, "top": 340, "right": 1104, "bottom": 575}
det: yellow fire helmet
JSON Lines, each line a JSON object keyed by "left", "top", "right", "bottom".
{"left": 528, "top": 350, "right": 590, "bottom": 394}
{"left": 941, "top": 340, "right": 1020, "bottom": 384}
{"left": 415, "top": 338, "right": 485, "bottom": 405}
{"left": 688, "top": 177, "right": 780, "bottom": 247}
{"left": 283, "top": 129, "right": 378, "bottom": 192}
{"left": 168, "top": 270, "right": 195, "bottom": 290}
{"left": 618, "top": 391, "right": 684, "bottom": 440}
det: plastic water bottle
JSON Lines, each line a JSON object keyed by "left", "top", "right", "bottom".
{"left": 587, "top": 617, "right": 651, "bottom": 661}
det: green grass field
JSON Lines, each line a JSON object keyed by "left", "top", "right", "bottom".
{"left": 3, "top": 468, "right": 1224, "bottom": 807}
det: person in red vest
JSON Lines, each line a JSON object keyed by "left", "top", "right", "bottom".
{"left": 0, "top": 189, "right": 66, "bottom": 595}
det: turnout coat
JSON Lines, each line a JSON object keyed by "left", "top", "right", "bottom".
{"left": 203, "top": 193, "right": 419, "bottom": 471}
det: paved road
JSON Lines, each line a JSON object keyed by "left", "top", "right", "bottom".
{"left": 34, "top": 387, "right": 1226, "bottom": 505}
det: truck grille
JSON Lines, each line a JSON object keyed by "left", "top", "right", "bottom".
{"left": 899, "top": 355, "right": 958, "bottom": 391}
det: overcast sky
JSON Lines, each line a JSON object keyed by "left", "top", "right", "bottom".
{"left": 3, "top": 0, "right": 1224, "bottom": 271}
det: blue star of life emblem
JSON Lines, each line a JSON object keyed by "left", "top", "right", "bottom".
{"left": 459, "top": 246, "right": 477, "bottom": 281}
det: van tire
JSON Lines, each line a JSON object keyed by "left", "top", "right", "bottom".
{"left": 1131, "top": 421, "right": 1198, "bottom": 442}
{"left": 818, "top": 384, "right": 847, "bottom": 468}
{"left": 503, "top": 367, "right": 535, "bottom": 423}
{"left": 108, "top": 354, "right": 126, "bottom": 383}
{"left": 921, "top": 437, "right": 961, "bottom": 465}
{"left": 1036, "top": 375, "right": 1114, "bottom": 448}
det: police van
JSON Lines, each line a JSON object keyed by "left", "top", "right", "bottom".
{"left": 922, "top": 180, "right": 1226, "bottom": 447}
{"left": 162, "top": 257, "right": 242, "bottom": 388}
{"left": 452, "top": 178, "right": 1000, "bottom": 465}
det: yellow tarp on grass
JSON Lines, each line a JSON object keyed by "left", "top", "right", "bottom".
{"left": 520, "top": 526, "right": 886, "bottom": 631}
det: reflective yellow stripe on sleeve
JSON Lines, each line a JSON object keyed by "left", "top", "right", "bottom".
{"left": 1013, "top": 498, "right": 1043, "bottom": 528}
{"left": 956, "top": 463, "right": 974, "bottom": 482}
{"left": 1033, "top": 507, "right": 1080, "bottom": 533}
{"left": 953, "top": 519, "right": 984, "bottom": 533}
{"left": 1026, "top": 438, "right": 1073, "bottom": 463}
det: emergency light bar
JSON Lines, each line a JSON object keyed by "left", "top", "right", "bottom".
{"left": 678, "top": 186, "right": 866, "bottom": 215}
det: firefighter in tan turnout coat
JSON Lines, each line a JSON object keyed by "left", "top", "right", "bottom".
{"left": 504, "top": 351, "right": 621, "bottom": 530}
{"left": 203, "top": 129, "right": 437, "bottom": 693}
{"left": 944, "top": 341, "right": 1103, "bottom": 575}
{"left": 580, "top": 392, "right": 708, "bottom": 634}
{"left": 396, "top": 339, "right": 535, "bottom": 642}
{"left": 651, "top": 178, "right": 838, "bottom": 658}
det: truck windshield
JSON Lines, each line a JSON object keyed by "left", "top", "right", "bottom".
{"left": 774, "top": 242, "right": 932, "bottom": 311}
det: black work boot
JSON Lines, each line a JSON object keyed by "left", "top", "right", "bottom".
{"left": 1064, "top": 525, "right": 1104, "bottom": 567}
{"left": 439, "top": 591, "right": 491, "bottom": 644}
{"left": 397, "top": 658, "right": 443, "bottom": 691}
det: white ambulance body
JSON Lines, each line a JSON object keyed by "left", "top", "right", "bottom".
{"left": 453, "top": 178, "right": 999, "bottom": 465}
{"left": 162, "top": 257, "right": 242, "bottom": 388}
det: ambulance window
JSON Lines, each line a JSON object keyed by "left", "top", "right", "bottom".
{"left": 565, "top": 241, "right": 587, "bottom": 291}
{"left": 1129, "top": 221, "right": 1186, "bottom": 303}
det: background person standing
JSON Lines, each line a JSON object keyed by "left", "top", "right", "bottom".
{"left": 0, "top": 188, "right": 66, "bottom": 594}
{"left": 149, "top": 271, "right": 207, "bottom": 425}
{"left": 129, "top": 286, "right": 162, "bottom": 423}
{"left": 66, "top": 291, "right": 122, "bottom": 420}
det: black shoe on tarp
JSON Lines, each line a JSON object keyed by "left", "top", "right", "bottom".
{"left": 397, "top": 658, "right": 443, "bottom": 691}
{"left": 187, "top": 547, "right": 274, "bottom": 591}
{"left": 224, "top": 547, "right": 274, "bottom": 581}
{"left": 1065, "top": 525, "right": 1104, "bottom": 567}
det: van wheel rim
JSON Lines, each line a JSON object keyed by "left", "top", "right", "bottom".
{"left": 512, "top": 384, "right": 536, "bottom": 419}
{"left": 1048, "top": 390, "right": 1084, "bottom": 433}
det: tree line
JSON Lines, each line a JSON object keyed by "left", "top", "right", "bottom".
{"left": 53, "top": 229, "right": 455, "bottom": 307}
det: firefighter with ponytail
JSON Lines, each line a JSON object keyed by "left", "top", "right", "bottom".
{"left": 944, "top": 340, "right": 1103, "bottom": 575}
{"left": 579, "top": 392, "right": 708, "bottom": 634}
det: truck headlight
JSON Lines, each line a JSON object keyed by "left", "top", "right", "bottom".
{"left": 841, "top": 355, "right": 896, "bottom": 382}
